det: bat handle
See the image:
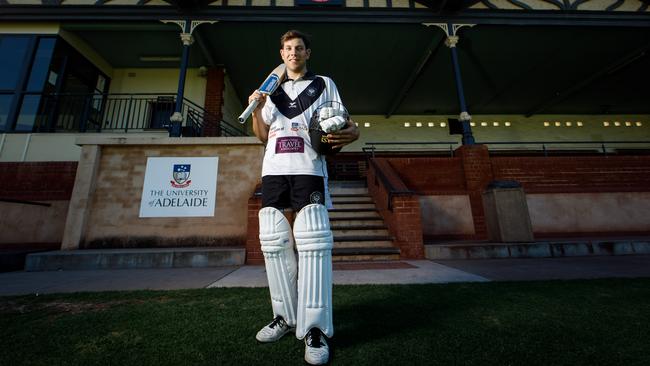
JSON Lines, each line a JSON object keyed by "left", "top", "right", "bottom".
{"left": 238, "top": 99, "right": 260, "bottom": 124}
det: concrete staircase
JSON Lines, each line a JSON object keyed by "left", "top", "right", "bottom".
{"left": 329, "top": 180, "right": 400, "bottom": 261}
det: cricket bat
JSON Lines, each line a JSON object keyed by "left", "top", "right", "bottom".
{"left": 238, "top": 64, "right": 287, "bottom": 123}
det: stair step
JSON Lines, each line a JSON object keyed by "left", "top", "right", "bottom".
{"left": 329, "top": 219, "right": 385, "bottom": 226}
{"left": 331, "top": 196, "right": 373, "bottom": 203}
{"left": 332, "top": 203, "right": 376, "bottom": 210}
{"left": 329, "top": 187, "right": 369, "bottom": 195}
{"left": 329, "top": 208, "right": 377, "bottom": 212}
{"left": 332, "top": 254, "right": 400, "bottom": 262}
{"left": 334, "top": 240, "right": 395, "bottom": 249}
{"left": 333, "top": 228, "right": 390, "bottom": 236}
{"left": 334, "top": 235, "right": 393, "bottom": 242}
{"left": 332, "top": 247, "right": 400, "bottom": 262}
{"left": 331, "top": 224, "right": 386, "bottom": 229}
{"left": 329, "top": 180, "right": 367, "bottom": 188}
{"left": 329, "top": 211, "right": 381, "bottom": 219}
{"left": 329, "top": 217, "right": 383, "bottom": 223}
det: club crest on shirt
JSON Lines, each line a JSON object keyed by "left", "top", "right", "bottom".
{"left": 309, "top": 191, "right": 323, "bottom": 204}
{"left": 306, "top": 87, "right": 317, "bottom": 97}
{"left": 291, "top": 122, "right": 299, "bottom": 131}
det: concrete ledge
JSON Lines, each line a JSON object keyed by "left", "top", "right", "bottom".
{"left": 25, "top": 247, "right": 245, "bottom": 271}
{"left": 425, "top": 240, "right": 650, "bottom": 260}
{"left": 75, "top": 136, "right": 261, "bottom": 146}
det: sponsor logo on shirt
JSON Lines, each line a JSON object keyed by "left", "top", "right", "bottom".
{"left": 275, "top": 136, "right": 304, "bottom": 154}
{"left": 289, "top": 101, "right": 297, "bottom": 109}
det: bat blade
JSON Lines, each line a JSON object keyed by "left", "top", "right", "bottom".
{"left": 238, "top": 64, "right": 287, "bottom": 123}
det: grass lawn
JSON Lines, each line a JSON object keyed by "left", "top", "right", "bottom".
{"left": 1, "top": 279, "right": 649, "bottom": 366}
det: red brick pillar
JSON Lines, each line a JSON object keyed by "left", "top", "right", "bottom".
{"left": 203, "top": 67, "right": 225, "bottom": 137}
{"left": 245, "top": 194, "right": 263, "bottom": 265}
{"left": 456, "top": 144, "right": 493, "bottom": 240}
{"left": 392, "top": 196, "right": 425, "bottom": 259}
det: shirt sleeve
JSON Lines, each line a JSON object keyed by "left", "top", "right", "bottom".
{"left": 261, "top": 98, "right": 278, "bottom": 125}
{"left": 325, "top": 77, "right": 343, "bottom": 106}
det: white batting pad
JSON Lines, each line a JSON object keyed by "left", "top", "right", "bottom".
{"left": 293, "top": 204, "right": 334, "bottom": 339}
{"left": 259, "top": 207, "right": 298, "bottom": 326}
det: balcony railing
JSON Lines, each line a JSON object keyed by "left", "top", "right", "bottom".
{"left": 27, "top": 92, "right": 246, "bottom": 137}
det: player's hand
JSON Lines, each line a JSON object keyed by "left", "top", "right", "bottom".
{"left": 327, "top": 119, "right": 360, "bottom": 149}
{"left": 248, "top": 91, "right": 267, "bottom": 111}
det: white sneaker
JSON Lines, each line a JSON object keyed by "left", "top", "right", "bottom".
{"left": 304, "top": 328, "right": 330, "bottom": 365}
{"left": 255, "top": 316, "right": 295, "bottom": 343}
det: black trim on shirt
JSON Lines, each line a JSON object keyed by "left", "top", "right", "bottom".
{"left": 271, "top": 76, "right": 325, "bottom": 120}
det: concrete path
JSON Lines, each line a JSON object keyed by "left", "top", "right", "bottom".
{"left": 435, "top": 254, "right": 650, "bottom": 281}
{"left": 2, "top": 255, "right": 650, "bottom": 297}
{"left": 208, "top": 260, "right": 488, "bottom": 288}
{"left": 0, "top": 267, "right": 238, "bottom": 296}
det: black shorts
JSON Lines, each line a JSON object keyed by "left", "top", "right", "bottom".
{"left": 262, "top": 175, "right": 325, "bottom": 211}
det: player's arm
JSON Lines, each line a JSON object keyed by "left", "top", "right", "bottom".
{"left": 249, "top": 91, "right": 269, "bottom": 143}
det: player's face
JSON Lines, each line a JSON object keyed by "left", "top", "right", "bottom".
{"left": 280, "top": 38, "right": 311, "bottom": 74}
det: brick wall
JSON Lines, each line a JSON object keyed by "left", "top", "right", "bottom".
{"left": 367, "top": 159, "right": 424, "bottom": 259}
{"left": 80, "top": 143, "right": 262, "bottom": 248}
{"left": 491, "top": 156, "right": 650, "bottom": 193}
{"left": 0, "top": 162, "right": 77, "bottom": 245}
{"left": 0, "top": 162, "right": 77, "bottom": 201}
{"left": 389, "top": 157, "right": 465, "bottom": 194}
{"left": 381, "top": 148, "right": 650, "bottom": 242}
{"left": 245, "top": 188, "right": 263, "bottom": 265}
{"left": 203, "top": 67, "right": 225, "bottom": 137}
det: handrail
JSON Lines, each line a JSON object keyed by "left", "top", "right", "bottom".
{"left": 478, "top": 140, "right": 650, "bottom": 144}
{"left": 0, "top": 198, "right": 51, "bottom": 207}
{"left": 183, "top": 97, "right": 246, "bottom": 137}
{"left": 367, "top": 158, "right": 413, "bottom": 211}
{"left": 363, "top": 141, "right": 459, "bottom": 158}
{"left": 363, "top": 140, "right": 650, "bottom": 158}
{"left": 478, "top": 140, "right": 650, "bottom": 157}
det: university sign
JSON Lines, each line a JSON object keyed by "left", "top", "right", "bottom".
{"left": 139, "top": 157, "right": 219, "bottom": 217}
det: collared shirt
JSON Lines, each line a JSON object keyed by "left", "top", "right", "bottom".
{"left": 261, "top": 71, "right": 343, "bottom": 178}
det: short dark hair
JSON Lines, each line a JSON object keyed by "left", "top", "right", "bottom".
{"left": 280, "top": 30, "right": 311, "bottom": 49}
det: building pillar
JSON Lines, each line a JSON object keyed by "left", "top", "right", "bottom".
{"left": 425, "top": 23, "right": 476, "bottom": 145}
{"left": 161, "top": 20, "right": 217, "bottom": 137}
{"left": 61, "top": 144, "right": 101, "bottom": 250}
{"left": 203, "top": 67, "right": 225, "bottom": 137}
{"left": 456, "top": 144, "right": 493, "bottom": 239}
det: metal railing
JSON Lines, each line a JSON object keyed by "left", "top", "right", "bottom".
{"left": 30, "top": 92, "right": 246, "bottom": 137}
{"left": 363, "top": 141, "right": 460, "bottom": 158}
{"left": 477, "top": 140, "right": 650, "bottom": 156}
{"left": 363, "top": 140, "right": 650, "bottom": 157}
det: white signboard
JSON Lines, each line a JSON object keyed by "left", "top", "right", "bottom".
{"left": 139, "top": 157, "right": 219, "bottom": 217}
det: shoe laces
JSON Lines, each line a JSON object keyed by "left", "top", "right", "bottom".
{"left": 269, "top": 316, "right": 287, "bottom": 329}
{"left": 306, "top": 328, "right": 323, "bottom": 348}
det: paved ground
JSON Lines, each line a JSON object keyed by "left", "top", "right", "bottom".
{"left": 0, "top": 267, "right": 238, "bottom": 296}
{"left": 435, "top": 255, "right": 650, "bottom": 281}
{"left": 2, "top": 255, "right": 650, "bottom": 297}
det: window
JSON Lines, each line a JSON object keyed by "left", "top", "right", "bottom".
{"left": 0, "top": 35, "right": 33, "bottom": 131}
{"left": 0, "top": 35, "right": 110, "bottom": 133}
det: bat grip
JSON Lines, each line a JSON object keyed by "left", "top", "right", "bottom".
{"left": 238, "top": 99, "right": 260, "bottom": 124}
